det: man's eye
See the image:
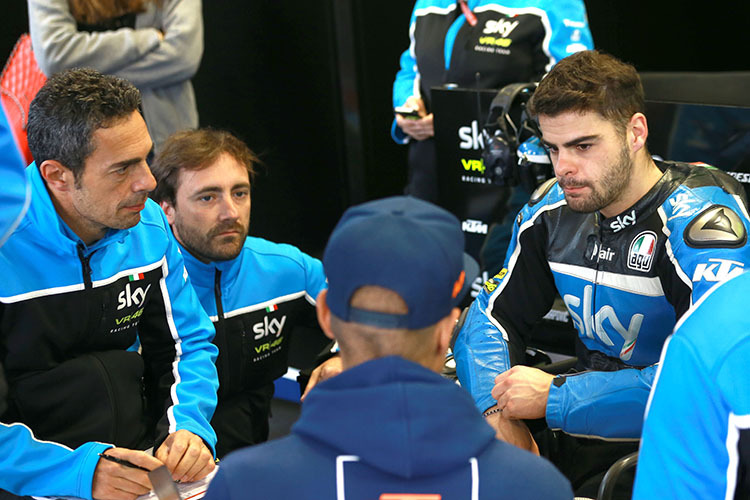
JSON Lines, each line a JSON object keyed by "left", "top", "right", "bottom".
{"left": 234, "top": 191, "right": 249, "bottom": 199}
{"left": 577, "top": 144, "right": 592, "bottom": 151}
{"left": 199, "top": 195, "right": 213, "bottom": 202}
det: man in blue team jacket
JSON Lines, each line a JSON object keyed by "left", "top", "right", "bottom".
{"left": 0, "top": 68, "right": 219, "bottom": 500}
{"left": 205, "top": 196, "right": 572, "bottom": 500}
{"left": 151, "top": 128, "right": 332, "bottom": 458}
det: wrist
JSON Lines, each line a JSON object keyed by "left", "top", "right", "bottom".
{"left": 483, "top": 406, "right": 502, "bottom": 418}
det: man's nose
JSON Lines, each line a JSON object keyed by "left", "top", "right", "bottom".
{"left": 218, "top": 196, "right": 240, "bottom": 220}
{"left": 133, "top": 163, "right": 157, "bottom": 193}
{"left": 553, "top": 149, "right": 576, "bottom": 178}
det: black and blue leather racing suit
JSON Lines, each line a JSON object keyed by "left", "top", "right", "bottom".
{"left": 454, "top": 161, "right": 750, "bottom": 438}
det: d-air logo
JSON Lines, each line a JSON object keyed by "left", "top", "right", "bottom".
{"left": 692, "top": 258, "right": 745, "bottom": 282}
{"left": 458, "top": 120, "right": 484, "bottom": 150}
{"left": 253, "top": 315, "right": 287, "bottom": 340}
{"left": 564, "top": 284, "right": 643, "bottom": 361}
{"left": 609, "top": 210, "right": 636, "bottom": 232}
{"left": 586, "top": 239, "right": 615, "bottom": 263}
{"left": 462, "top": 219, "right": 488, "bottom": 234}
{"left": 117, "top": 283, "right": 152, "bottom": 310}
{"left": 627, "top": 231, "right": 657, "bottom": 272}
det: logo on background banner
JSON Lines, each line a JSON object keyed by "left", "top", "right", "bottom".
{"left": 627, "top": 231, "right": 657, "bottom": 272}
{"left": 462, "top": 219, "right": 488, "bottom": 234}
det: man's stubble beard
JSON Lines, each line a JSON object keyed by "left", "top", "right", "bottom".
{"left": 561, "top": 142, "right": 633, "bottom": 214}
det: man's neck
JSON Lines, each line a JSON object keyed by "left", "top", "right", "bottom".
{"left": 47, "top": 186, "right": 105, "bottom": 246}
{"left": 600, "top": 152, "right": 663, "bottom": 218}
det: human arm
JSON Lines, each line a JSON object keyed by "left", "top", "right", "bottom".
{"left": 115, "top": 0, "right": 204, "bottom": 89}
{"left": 92, "top": 448, "right": 164, "bottom": 500}
{"left": 300, "top": 353, "right": 342, "bottom": 401}
{"left": 138, "top": 206, "right": 218, "bottom": 477}
{"left": 634, "top": 274, "right": 750, "bottom": 499}
{"left": 542, "top": 0, "right": 594, "bottom": 71}
{"left": 27, "top": 0, "right": 162, "bottom": 77}
{"left": 0, "top": 422, "right": 110, "bottom": 499}
{"left": 391, "top": 7, "right": 423, "bottom": 144}
{"left": 0, "top": 110, "right": 29, "bottom": 247}
{"left": 154, "top": 429, "right": 214, "bottom": 483}
{"left": 27, "top": 0, "right": 202, "bottom": 90}
{"left": 453, "top": 201, "right": 558, "bottom": 413}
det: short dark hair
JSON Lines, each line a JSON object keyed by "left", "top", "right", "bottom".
{"left": 150, "top": 128, "right": 258, "bottom": 205}
{"left": 528, "top": 50, "right": 645, "bottom": 132}
{"left": 26, "top": 67, "right": 142, "bottom": 180}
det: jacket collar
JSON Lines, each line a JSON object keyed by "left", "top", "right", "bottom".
{"left": 26, "top": 163, "right": 129, "bottom": 255}
{"left": 177, "top": 237, "right": 243, "bottom": 288}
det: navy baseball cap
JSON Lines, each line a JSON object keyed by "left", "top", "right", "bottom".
{"left": 323, "top": 196, "right": 479, "bottom": 329}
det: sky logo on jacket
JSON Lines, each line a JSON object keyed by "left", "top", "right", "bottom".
{"left": 627, "top": 231, "right": 656, "bottom": 272}
{"left": 253, "top": 314, "right": 287, "bottom": 340}
{"left": 117, "top": 282, "right": 152, "bottom": 310}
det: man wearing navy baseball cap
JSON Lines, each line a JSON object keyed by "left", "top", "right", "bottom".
{"left": 204, "top": 196, "right": 572, "bottom": 500}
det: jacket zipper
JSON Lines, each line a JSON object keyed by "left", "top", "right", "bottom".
{"left": 76, "top": 243, "right": 93, "bottom": 290}
{"left": 214, "top": 269, "right": 232, "bottom": 392}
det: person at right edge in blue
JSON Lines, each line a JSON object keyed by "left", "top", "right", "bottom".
{"left": 391, "top": 0, "right": 593, "bottom": 203}
{"left": 633, "top": 269, "right": 750, "bottom": 499}
{"left": 452, "top": 50, "right": 750, "bottom": 497}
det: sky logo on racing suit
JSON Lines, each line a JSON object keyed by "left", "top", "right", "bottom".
{"left": 627, "top": 231, "right": 657, "bottom": 272}
{"left": 609, "top": 209, "right": 636, "bottom": 232}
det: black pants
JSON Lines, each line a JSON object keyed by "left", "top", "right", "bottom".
{"left": 211, "top": 383, "right": 275, "bottom": 459}
{"left": 405, "top": 138, "right": 438, "bottom": 203}
{"left": 536, "top": 428, "right": 638, "bottom": 500}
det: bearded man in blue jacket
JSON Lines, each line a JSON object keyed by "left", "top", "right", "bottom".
{"left": 150, "top": 128, "right": 332, "bottom": 458}
{"left": 204, "top": 195, "right": 572, "bottom": 500}
{"left": 0, "top": 68, "right": 219, "bottom": 500}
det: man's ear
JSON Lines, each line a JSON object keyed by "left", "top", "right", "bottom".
{"left": 436, "top": 307, "right": 461, "bottom": 356}
{"left": 38, "top": 160, "right": 75, "bottom": 193}
{"left": 628, "top": 112, "right": 648, "bottom": 154}
{"left": 160, "top": 200, "right": 176, "bottom": 225}
{"left": 316, "top": 289, "right": 336, "bottom": 340}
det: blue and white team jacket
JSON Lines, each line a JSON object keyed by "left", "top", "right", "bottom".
{"left": 392, "top": 0, "right": 592, "bottom": 143}
{"left": 454, "top": 161, "right": 750, "bottom": 439}
{"left": 179, "top": 236, "right": 327, "bottom": 396}
{"left": 634, "top": 271, "right": 750, "bottom": 500}
{"left": 0, "top": 165, "right": 219, "bottom": 499}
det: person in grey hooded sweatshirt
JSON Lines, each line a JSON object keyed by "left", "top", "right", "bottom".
{"left": 204, "top": 195, "right": 572, "bottom": 500}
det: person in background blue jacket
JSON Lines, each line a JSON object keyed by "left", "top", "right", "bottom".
{"left": 633, "top": 271, "right": 750, "bottom": 499}
{"left": 204, "top": 195, "right": 571, "bottom": 500}
{"left": 150, "top": 129, "right": 332, "bottom": 458}
{"left": 452, "top": 50, "right": 750, "bottom": 495}
{"left": 392, "top": 0, "right": 592, "bottom": 202}
{"left": 0, "top": 68, "right": 219, "bottom": 500}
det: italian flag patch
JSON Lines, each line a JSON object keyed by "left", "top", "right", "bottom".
{"left": 129, "top": 273, "right": 145, "bottom": 281}
{"left": 265, "top": 304, "right": 278, "bottom": 313}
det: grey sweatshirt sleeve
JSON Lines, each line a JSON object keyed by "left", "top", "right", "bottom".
{"left": 27, "top": 0, "right": 203, "bottom": 90}
{"left": 28, "top": 0, "right": 162, "bottom": 77}
{"left": 116, "top": 0, "right": 204, "bottom": 89}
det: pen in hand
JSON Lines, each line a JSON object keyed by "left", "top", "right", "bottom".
{"left": 98, "top": 452, "right": 152, "bottom": 472}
